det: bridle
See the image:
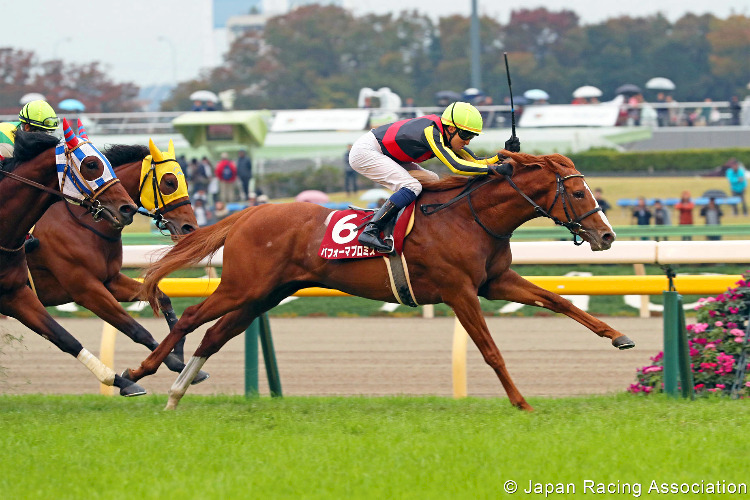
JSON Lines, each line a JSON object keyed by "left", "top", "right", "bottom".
{"left": 420, "top": 170, "right": 602, "bottom": 245}
{"left": 0, "top": 145, "right": 121, "bottom": 224}
{"left": 138, "top": 158, "right": 191, "bottom": 234}
{"left": 505, "top": 173, "right": 602, "bottom": 246}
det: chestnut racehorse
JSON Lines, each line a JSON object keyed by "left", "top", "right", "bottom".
{"left": 26, "top": 139, "right": 207, "bottom": 382}
{"left": 129, "top": 150, "right": 635, "bottom": 409}
{"left": 0, "top": 122, "right": 145, "bottom": 396}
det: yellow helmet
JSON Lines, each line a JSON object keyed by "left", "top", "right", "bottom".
{"left": 19, "top": 100, "right": 59, "bottom": 131}
{"left": 441, "top": 101, "right": 482, "bottom": 135}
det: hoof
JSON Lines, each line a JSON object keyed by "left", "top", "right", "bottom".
{"left": 191, "top": 370, "right": 210, "bottom": 385}
{"left": 515, "top": 402, "right": 534, "bottom": 412}
{"left": 121, "top": 368, "right": 135, "bottom": 381}
{"left": 119, "top": 381, "right": 147, "bottom": 397}
{"left": 612, "top": 335, "right": 636, "bottom": 350}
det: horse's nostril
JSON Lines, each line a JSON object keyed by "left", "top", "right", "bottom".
{"left": 119, "top": 204, "right": 137, "bottom": 222}
{"left": 603, "top": 232, "right": 615, "bottom": 243}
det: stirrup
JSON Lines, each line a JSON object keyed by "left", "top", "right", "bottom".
{"left": 358, "top": 230, "right": 394, "bottom": 254}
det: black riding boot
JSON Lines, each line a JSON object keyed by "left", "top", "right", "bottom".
{"left": 358, "top": 200, "right": 400, "bottom": 253}
{"left": 24, "top": 234, "right": 40, "bottom": 252}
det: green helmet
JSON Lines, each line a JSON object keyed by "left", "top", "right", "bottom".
{"left": 19, "top": 100, "right": 59, "bottom": 131}
{"left": 441, "top": 101, "right": 482, "bottom": 135}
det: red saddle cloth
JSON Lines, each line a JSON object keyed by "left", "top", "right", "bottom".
{"left": 319, "top": 203, "right": 415, "bottom": 260}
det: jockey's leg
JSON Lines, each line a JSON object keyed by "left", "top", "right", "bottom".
{"left": 349, "top": 133, "right": 423, "bottom": 252}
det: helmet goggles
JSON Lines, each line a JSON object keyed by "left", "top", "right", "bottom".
{"left": 21, "top": 115, "right": 60, "bottom": 130}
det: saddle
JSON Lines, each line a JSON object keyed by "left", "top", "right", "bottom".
{"left": 319, "top": 203, "right": 419, "bottom": 307}
{"left": 319, "top": 203, "right": 415, "bottom": 260}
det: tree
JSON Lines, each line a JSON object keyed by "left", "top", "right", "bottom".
{"left": 0, "top": 48, "right": 140, "bottom": 113}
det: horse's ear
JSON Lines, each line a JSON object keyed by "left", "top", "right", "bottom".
{"left": 167, "top": 140, "right": 175, "bottom": 158}
{"left": 76, "top": 119, "right": 89, "bottom": 140}
{"left": 149, "top": 138, "right": 164, "bottom": 163}
{"left": 62, "top": 118, "right": 79, "bottom": 148}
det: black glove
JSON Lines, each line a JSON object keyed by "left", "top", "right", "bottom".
{"left": 490, "top": 162, "right": 514, "bottom": 177}
{"left": 504, "top": 135, "right": 521, "bottom": 153}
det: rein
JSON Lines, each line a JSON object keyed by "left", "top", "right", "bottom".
{"left": 420, "top": 171, "right": 601, "bottom": 244}
{"left": 64, "top": 201, "right": 121, "bottom": 242}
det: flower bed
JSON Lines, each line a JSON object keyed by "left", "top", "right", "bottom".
{"left": 630, "top": 276, "right": 750, "bottom": 396}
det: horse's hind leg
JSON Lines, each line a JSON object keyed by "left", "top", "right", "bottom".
{"left": 124, "top": 282, "right": 253, "bottom": 383}
{"left": 482, "top": 269, "right": 635, "bottom": 349}
{"left": 0, "top": 286, "right": 146, "bottom": 396}
{"left": 166, "top": 306, "right": 260, "bottom": 410}
{"left": 444, "top": 290, "right": 532, "bottom": 411}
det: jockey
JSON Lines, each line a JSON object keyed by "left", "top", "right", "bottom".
{"left": 0, "top": 100, "right": 60, "bottom": 160}
{"left": 349, "top": 101, "right": 520, "bottom": 253}
{"left": 0, "top": 100, "right": 60, "bottom": 252}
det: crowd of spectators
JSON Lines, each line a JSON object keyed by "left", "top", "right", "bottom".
{"left": 181, "top": 149, "right": 267, "bottom": 227}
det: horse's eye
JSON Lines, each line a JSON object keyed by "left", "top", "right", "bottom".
{"left": 573, "top": 191, "right": 585, "bottom": 199}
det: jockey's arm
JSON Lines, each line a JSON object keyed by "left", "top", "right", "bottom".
{"left": 456, "top": 147, "right": 501, "bottom": 165}
{"left": 423, "top": 125, "right": 491, "bottom": 176}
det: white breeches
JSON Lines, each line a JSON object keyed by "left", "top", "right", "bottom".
{"left": 348, "top": 131, "right": 438, "bottom": 196}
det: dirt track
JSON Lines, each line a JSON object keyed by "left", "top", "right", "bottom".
{"left": 0, "top": 316, "right": 663, "bottom": 399}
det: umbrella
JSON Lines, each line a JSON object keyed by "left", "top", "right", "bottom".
{"left": 359, "top": 188, "right": 392, "bottom": 202}
{"left": 434, "top": 90, "right": 462, "bottom": 106}
{"left": 58, "top": 99, "right": 85, "bottom": 112}
{"left": 615, "top": 84, "right": 641, "bottom": 95}
{"left": 523, "top": 89, "right": 549, "bottom": 101}
{"left": 645, "top": 77, "right": 676, "bottom": 91}
{"left": 295, "top": 190, "right": 329, "bottom": 204}
{"left": 190, "top": 90, "right": 219, "bottom": 103}
{"left": 572, "top": 85, "right": 602, "bottom": 99}
{"left": 20, "top": 93, "right": 46, "bottom": 105}
{"left": 462, "top": 87, "right": 485, "bottom": 104}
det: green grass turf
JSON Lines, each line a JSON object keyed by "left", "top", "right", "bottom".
{"left": 1, "top": 394, "right": 748, "bottom": 499}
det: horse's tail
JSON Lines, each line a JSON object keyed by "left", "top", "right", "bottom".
{"left": 143, "top": 210, "right": 244, "bottom": 312}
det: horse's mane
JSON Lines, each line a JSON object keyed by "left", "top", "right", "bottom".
{"left": 420, "top": 150, "right": 578, "bottom": 192}
{"left": 103, "top": 144, "right": 149, "bottom": 168}
{"left": 2, "top": 130, "right": 60, "bottom": 172}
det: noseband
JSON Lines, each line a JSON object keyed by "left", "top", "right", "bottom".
{"left": 421, "top": 172, "right": 601, "bottom": 245}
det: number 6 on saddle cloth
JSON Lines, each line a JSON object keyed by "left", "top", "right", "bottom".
{"left": 319, "top": 204, "right": 418, "bottom": 307}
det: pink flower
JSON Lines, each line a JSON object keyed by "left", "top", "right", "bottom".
{"left": 694, "top": 338, "right": 708, "bottom": 345}
{"left": 643, "top": 386, "right": 653, "bottom": 393}
{"left": 709, "top": 310, "right": 717, "bottom": 317}
{"left": 689, "top": 348, "right": 699, "bottom": 356}
{"left": 716, "top": 384, "right": 726, "bottom": 389}
{"left": 730, "top": 328, "right": 745, "bottom": 337}
{"left": 692, "top": 324, "right": 709, "bottom": 334}
{"left": 735, "top": 337, "right": 744, "bottom": 343}
{"left": 727, "top": 322, "right": 738, "bottom": 328}
{"left": 715, "top": 321, "right": 724, "bottom": 327}
{"left": 706, "top": 343, "right": 716, "bottom": 349}
{"left": 695, "top": 384, "right": 705, "bottom": 390}
{"left": 745, "top": 382, "right": 750, "bottom": 388}
{"left": 644, "top": 366, "right": 663, "bottom": 374}
{"left": 728, "top": 307, "right": 740, "bottom": 314}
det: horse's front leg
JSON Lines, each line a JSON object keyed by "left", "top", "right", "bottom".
{"left": 443, "top": 290, "right": 532, "bottom": 411}
{"left": 106, "top": 273, "right": 188, "bottom": 365}
{"left": 481, "top": 269, "right": 635, "bottom": 349}
{"left": 0, "top": 286, "right": 146, "bottom": 396}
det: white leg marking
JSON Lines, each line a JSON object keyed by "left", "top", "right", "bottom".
{"left": 77, "top": 348, "right": 116, "bottom": 385}
{"left": 165, "top": 356, "right": 207, "bottom": 410}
